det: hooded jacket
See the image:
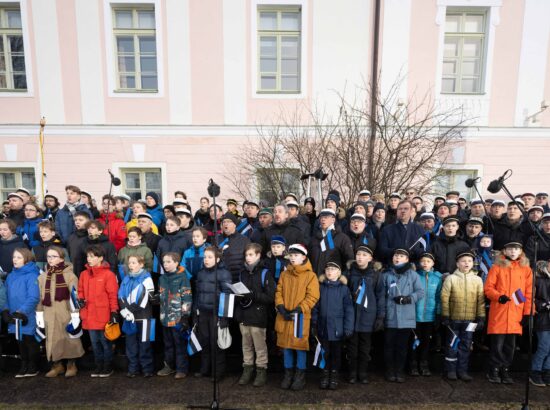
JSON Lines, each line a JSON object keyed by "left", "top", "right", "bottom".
{"left": 441, "top": 269, "right": 485, "bottom": 321}
{"left": 181, "top": 244, "right": 207, "bottom": 279}
{"left": 415, "top": 269, "right": 443, "bottom": 322}
{"left": 16, "top": 217, "right": 42, "bottom": 248}
{"left": 118, "top": 269, "right": 154, "bottom": 321}
{"left": 146, "top": 204, "right": 165, "bottom": 228}
{"left": 217, "top": 231, "right": 250, "bottom": 283}
{"left": 118, "top": 242, "right": 154, "bottom": 274}
{"left": 55, "top": 203, "right": 92, "bottom": 244}
{"left": 5, "top": 262, "right": 40, "bottom": 336}
{"left": 156, "top": 229, "right": 191, "bottom": 262}
{"left": 99, "top": 212, "right": 127, "bottom": 252}
{"left": 430, "top": 235, "right": 471, "bottom": 274}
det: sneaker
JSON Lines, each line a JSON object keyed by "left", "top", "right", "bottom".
{"left": 15, "top": 364, "right": 27, "bottom": 379}
{"left": 127, "top": 372, "right": 138, "bottom": 378}
{"left": 99, "top": 363, "right": 113, "bottom": 378}
{"left": 24, "top": 368, "right": 39, "bottom": 377}
{"left": 500, "top": 367, "right": 514, "bottom": 384}
{"left": 458, "top": 373, "right": 473, "bottom": 382}
{"left": 447, "top": 371, "right": 458, "bottom": 381}
{"left": 529, "top": 371, "right": 546, "bottom": 387}
{"left": 157, "top": 363, "right": 176, "bottom": 377}
{"left": 174, "top": 372, "right": 187, "bottom": 379}
{"left": 91, "top": 364, "right": 102, "bottom": 378}
{"left": 487, "top": 367, "right": 501, "bottom": 384}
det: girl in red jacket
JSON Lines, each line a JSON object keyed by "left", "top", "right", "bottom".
{"left": 99, "top": 195, "right": 127, "bottom": 252}
{"left": 78, "top": 245, "right": 119, "bottom": 378}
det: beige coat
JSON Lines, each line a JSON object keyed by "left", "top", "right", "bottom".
{"left": 37, "top": 264, "right": 85, "bottom": 362}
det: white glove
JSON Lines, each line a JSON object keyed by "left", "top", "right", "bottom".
{"left": 120, "top": 308, "right": 135, "bottom": 322}
{"left": 36, "top": 311, "right": 45, "bottom": 328}
{"left": 70, "top": 312, "right": 80, "bottom": 328}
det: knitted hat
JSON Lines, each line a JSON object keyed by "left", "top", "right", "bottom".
{"left": 146, "top": 192, "right": 160, "bottom": 205}
{"left": 304, "top": 197, "right": 316, "bottom": 207}
{"left": 326, "top": 193, "right": 340, "bottom": 207}
{"left": 270, "top": 235, "right": 286, "bottom": 246}
{"left": 221, "top": 212, "right": 238, "bottom": 225}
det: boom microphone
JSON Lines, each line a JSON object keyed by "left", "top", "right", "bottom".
{"left": 487, "top": 170, "right": 512, "bottom": 194}
{"left": 108, "top": 169, "right": 121, "bottom": 186}
{"left": 465, "top": 177, "right": 481, "bottom": 188}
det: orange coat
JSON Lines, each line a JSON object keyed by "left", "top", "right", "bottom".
{"left": 484, "top": 253, "right": 533, "bottom": 335}
{"left": 274, "top": 260, "right": 320, "bottom": 351}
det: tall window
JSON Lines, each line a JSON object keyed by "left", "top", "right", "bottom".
{"left": 257, "top": 168, "right": 300, "bottom": 205}
{"left": 122, "top": 169, "right": 162, "bottom": 202}
{"left": 0, "top": 7, "right": 27, "bottom": 91}
{"left": 257, "top": 7, "right": 301, "bottom": 93}
{"left": 0, "top": 169, "right": 35, "bottom": 200}
{"left": 112, "top": 6, "right": 157, "bottom": 91}
{"left": 434, "top": 169, "right": 477, "bottom": 200}
{"left": 442, "top": 9, "right": 487, "bottom": 94}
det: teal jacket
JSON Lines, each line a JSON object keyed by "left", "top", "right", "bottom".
{"left": 415, "top": 269, "right": 442, "bottom": 322}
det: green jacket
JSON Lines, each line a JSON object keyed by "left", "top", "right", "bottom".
{"left": 117, "top": 243, "right": 154, "bottom": 273}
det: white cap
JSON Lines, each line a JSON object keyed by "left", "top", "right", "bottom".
{"left": 319, "top": 208, "right": 336, "bottom": 217}
{"left": 288, "top": 244, "right": 308, "bottom": 256}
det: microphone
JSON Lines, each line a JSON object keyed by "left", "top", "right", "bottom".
{"left": 108, "top": 170, "right": 121, "bottom": 186}
{"left": 465, "top": 177, "right": 481, "bottom": 188}
{"left": 207, "top": 179, "right": 221, "bottom": 198}
{"left": 487, "top": 169, "right": 512, "bottom": 194}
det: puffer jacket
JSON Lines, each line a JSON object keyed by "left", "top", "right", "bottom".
{"left": 0, "top": 235, "right": 25, "bottom": 275}
{"left": 16, "top": 217, "right": 42, "bottom": 248}
{"left": 78, "top": 262, "right": 119, "bottom": 330}
{"left": 118, "top": 243, "right": 154, "bottom": 273}
{"left": 415, "top": 269, "right": 443, "bottom": 322}
{"left": 181, "top": 244, "right": 206, "bottom": 279}
{"left": 156, "top": 230, "right": 191, "bottom": 261}
{"left": 194, "top": 265, "right": 232, "bottom": 313}
{"left": 534, "top": 261, "right": 550, "bottom": 332}
{"left": 312, "top": 275, "right": 354, "bottom": 341}
{"left": 485, "top": 252, "right": 533, "bottom": 334}
{"left": 377, "top": 264, "right": 425, "bottom": 329}
{"left": 146, "top": 204, "right": 165, "bottom": 228}
{"left": 5, "top": 262, "right": 40, "bottom": 335}
{"left": 441, "top": 269, "right": 485, "bottom": 321}
{"left": 159, "top": 266, "right": 192, "bottom": 327}
{"left": 430, "top": 235, "right": 471, "bottom": 275}
{"left": 347, "top": 262, "right": 382, "bottom": 332}
{"left": 217, "top": 232, "right": 250, "bottom": 283}
{"left": 118, "top": 269, "right": 154, "bottom": 321}
{"left": 99, "top": 212, "right": 127, "bottom": 252}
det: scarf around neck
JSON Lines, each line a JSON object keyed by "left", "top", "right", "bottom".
{"left": 42, "top": 262, "right": 69, "bottom": 306}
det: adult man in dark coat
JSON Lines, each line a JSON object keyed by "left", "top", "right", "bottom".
{"left": 217, "top": 212, "right": 250, "bottom": 283}
{"left": 345, "top": 213, "right": 377, "bottom": 253}
{"left": 260, "top": 203, "right": 304, "bottom": 254}
{"left": 525, "top": 213, "right": 550, "bottom": 268}
{"left": 287, "top": 199, "right": 311, "bottom": 246}
{"left": 493, "top": 201, "right": 530, "bottom": 250}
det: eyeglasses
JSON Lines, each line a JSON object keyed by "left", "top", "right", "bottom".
{"left": 24, "top": 208, "right": 37, "bottom": 212}
{"left": 46, "top": 255, "right": 61, "bottom": 259}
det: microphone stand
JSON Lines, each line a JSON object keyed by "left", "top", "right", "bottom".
{"left": 469, "top": 180, "right": 494, "bottom": 233}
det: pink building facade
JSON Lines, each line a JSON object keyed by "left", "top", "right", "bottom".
{"left": 0, "top": 0, "right": 549, "bottom": 207}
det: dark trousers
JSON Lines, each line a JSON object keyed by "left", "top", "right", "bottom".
{"left": 162, "top": 326, "right": 189, "bottom": 373}
{"left": 490, "top": 334, "right": 516, "bottom": 368}
{"left": 89, "top": 330, "right": 113, "bottom": 364}
{"left": 125, "top": 326, "right": 154, "bottom": 374}
{"left": 18, "top": 335, "right": 40, "bottom": 370}
{"left": 411, "top": 322, "right": 434, "bottom": 364}
{"left": 197, "top": 311, "right": 226, "bottom": 377}
{"left": 384, "top": 328, "right": 411, "bottom": 373}
{"left": 321, "top": 339, "right": 342, "bottom": 371}
{"left": 348, "top": 332, "right": 372, "bottom": 374}
{"left": 445, "top": 321, "right": 473, "bottom": 374}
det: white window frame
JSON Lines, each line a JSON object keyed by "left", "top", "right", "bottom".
{"left": 103, "top": 0, "right": 164, "bottom": 98}
{"left": 251, "top": 0, "right": 308, "bottom": 99}
{"left": 432, "top": 163, "right": 484, "bottom": 201}
{"left": 0, "top": 0, "right": 34, "bottom": 98}
{"left": 110, "top": 162, "right": 167, "bottom": 201}
{"left": 0, "top": 162, "right": 38, "bottom": 201}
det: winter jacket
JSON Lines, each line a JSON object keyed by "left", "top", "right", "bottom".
{"left": 142, "top": 231, "right": 161, "bottom": 254}
{"left": 346, "top": 229, "right": 377, "bottom": 254}
{"left": 118, "top": 243, "right": 154, "bottom": 274}
{"left": 415, "top": 269, "right": 443, "bottom": 322}
{"left": 217, "top": 231, "right": 250, "bottom": 283}
{"left": 309, "top": 228, "right": 354, "bottom": 277}
{"left": 16, "top": 217, "right": 42, "bottom": 248}
{"left": 194, "top": 209, "right": 209, "bottom": 227}
{"left": 55, "top": 203, "right": 92, "bottom": 244}
{"left": 385, "top": 207, "right": 398, "bottom": 225}
{"left": 525, "top": 230, "right": 550, "bottom": 269}
{"left": 377, "top": 264, "right": 425, "bottom": 329}
{"left": 156, "top": 230, "right": 191, "bottom": 262}
{"left": 7, "top": 208, "right": 25, "bottom": 227}
{"left": 0, "top": 279, "right": 6, "bottom": 318}
{"left": 312, "top": 275, "right": 354, "bottom": 341}
{"left": 485, "top": 253, "right": 533, "bottom": 335}
{"left": 66, "top": 229, "right": 88, "bottom": 274}
{"left": 5, "top": 262, "right": 40, "bottom": 336}
{"left": 118, "top": 269, "right": 154, "bottom": 321}
{"left": 32, "top": 237, "right": 66, "bottom": 270}
{"left": 0, "top": 235, "right": 25, "bottom": 275}
{"left": 146, "top": 204, "right": 165, "bottom": 228}
{"left": 441, "top": 269, "right": 485, "bottom": 321}
{"left": 73, "top": 235, "right": 117, "bottom": 278}
{"left": 260, "top": 221, "right": 305, "bottom": 255}
{"left": 99, "top": 212, "right": 127, "bottom": 252}
{"left": 378, "top": 221, "right": 426, "bottom": 264}
{"left": 37, "top": 264, "right": 84, "bottom": 361}
{"left": 44, "top": 207, "right": 59, "bottom": 222}
{"left": 78, "top": 262, "right": 119, "bottom": 330}
{"left": 492, "top": 217, "right": 529, "bottom": 250}
{"left": 264, "top": 254, "right": 289, "bottom": 283}
{"left": 181, "top": 244, "right": 206, "bottom": 279}
{"left": 290, "top": 216, "right": 311, "bottom": 246}
{"left": 194, "top": 265, "right": 232, "bottom": 313}
{"left": 275, "top": 260, "right": 320, "bottom": 350}
{"left": 159, "top": 266, "right": 192, "bottom": 327}
{"left": 234, "top": 261, "right": 276, "bottom": 328}
{"left": 430, "top": 235, "right": 471, "bottom": 275}
{"left": 534, "top": 261, "right": 550, "bottom": 332}
{"left": 237, "top": 216, "right": 260, "bottom": 239}
{"left": 347, "top": 263, "right": 382, "bottom": 332}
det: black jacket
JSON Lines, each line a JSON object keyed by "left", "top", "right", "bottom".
{"left": 378, "top": 221, "right": 425, "bottom": 264}
{"left": 0, "top": 235, "right": 25, "bottom": 274}
{"left": 74, "top": 234, "right": 118, "bottom": 276}
{"left": 309, "top": 228, "right": 354, "bottom": 276}
{"left": 492, "top": 217, "right": 529, "bottom": 250}
{"left": 260, "top": 220, "right": 305, "bottom": 254}
{"left": 430, "top": 235, "right": 470, "bottom": 274}
{"left": 7, "top": 209, "right": 25, "bottom": 227}
{"left": 142, "top": 230, "right": 161, "bottom": 255}
{"left": 346, "top": 263, "right": 381, "bottom": 332}
{"left": 218, "top": 232, "right": 250, "bottom": 283}
{"left": 290, "top": 216, "right": 311, "bottom": 246}
{"left": 156, "top": 230, "right": 191, "bottom": 261}
{"left": 534, "top": 265, "right": 550, "bottom": 332}
{"left": 195, "top": 266, "right": 232, "bottom": 313}
{"left": 346, "top": 229, "right": 377, "bottom": 254}
{"left": 234, "top": 261, "right": 276, "bottom": 328}
{"left": 66, "top": 229, "right": 89, "bottom": 276}
{"left": 525, "top": 230, "right": 550, "bottom": 268}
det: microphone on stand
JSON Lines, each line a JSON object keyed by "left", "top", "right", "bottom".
{"left": 487, "top": 170, "right": 512, "bottom": 194}
{"left": 108, "top": 170, "right": 121, "bottom": 186}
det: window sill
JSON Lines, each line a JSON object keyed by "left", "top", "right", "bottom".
{"left": 114, "top": 89, "right": 159, "bottom": 94}
{"left": 253, "top": 90, "right": 306, "bottom": 99}
{"left": 440, "top": 92, "right": 487, "bottom": 96}
{"left": 0, "top": 90, "right": 33, "bottom": 98}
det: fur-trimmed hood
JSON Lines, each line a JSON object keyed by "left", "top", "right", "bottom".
{"left": 536, "top": 260, "right": 550, "bottom": 278}
{"left": 319, "top": 274, "right": 347, "bottom": 285}
{"left": 493, "top": 251, "right": 530, "bottom": 268}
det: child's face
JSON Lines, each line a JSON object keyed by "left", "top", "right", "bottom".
{"left": 165, "top": 219, "right": 180, "bottom": 234}
{"left": 74, "top": 215, "right": 88, "bottom": 230}
{"left": 12, "top": 251, "right": 25, "bottom": 268}
{"left": 163, "top": 256, "right": 179, "bottom": 273}
{"left": 479, "top": 237, "right": 492, "bottom": 248}
{"left": 443, "top": 221, "right": 459, "bottom": 237}
{"left": 128, "top": 257, "right": 144, "bottom": 273}
{"left": 86, "top": 253, "right": 103, "bottom": 267}
{"left": 355, "top": 250, "right": 372, "bottom": 267}
{"left": 504, "top": 246, "right": 522, "bottom": 260}
{"left": 87, "top": 225, "right": 101, "bottom": 236}
{"left": 289, "top": 252, "right": 306, "bottom": 266}
{"left": 245, "top": 250, "right": 261, "bottom": 265}
{"left": 325, "top": 266, "right": 340, "bottom": 281}
{"left": 227, "top": 203, "right": 236, "bottom": 212}
{"left": 0, "top": 223, "right": 11, "bottom": 239}
{"left": 420, "top": 257, "right": 434, "bottom": 271}
{"left": 39, "top": 227, "right": 55, "bottom": 241}
{"left": 457, "top": 256, "right": 474, "bottom": 272}
{"left": 192, "top": 230, "right": 207, "bottom": 246}
{"left": 203, "top": 251, "right": 218, "bottom": 268}
{"left": 392, "top": 253, "right": 409, "bottom": 265}
{"left": 271, "top": 243, "right": 285, "bottom": 256}
{"left": 127, "top": 231, "right": 141, "bottom": 246}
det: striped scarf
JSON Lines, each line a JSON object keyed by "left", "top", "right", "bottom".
{"left": 42, "top": 263, "right": 69, "bottom": 306}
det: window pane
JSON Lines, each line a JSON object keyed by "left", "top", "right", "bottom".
{"left": 115, "top": 10, "right": 133, "bottom": 28}
{"left": 7, "top": 10, "right": 22, "bottom": 29}
{"left": 281, "top": 36, "right": 298, "bottom": 58}
{"left": 116, "top": 36, "right": 134, "bottom": 53}
{"left": 13, "top": 74, "right": 26, "bottom": 89}
{"left": 138, "top": 10, "right": 155, "bottom": 29}
{"left": 259, "top": 12, "right": 277, "bottom": 30}
{"left": 0, "top": 54, "right": 5, "bottom": 71}
{"left": 441, "top": 78, "right": 456, "bottom": 93}
{"left": 141, "top": 75, "right": 157, "bottom": 90}
{"left": 0, "top": 40, "right": 3, "bottom": 52}
{"left": 442, "top": 60, "right": 456, "bottom": 75}
{"left": 463, "top": 38, "right": 482, "bottom": 57}
{"left": 1, "top": 173, "right": 16, "bottom": 189}
{"left": 281, "top": 75, "right": 299, "bottom": 91}
{"left": 444, "top": 38, "right": 459, "bottom": 57}
{"left": 11, "top": 56, "right": 25, "bottom": 71}
{"left": 461, "top": 60, "right": 480, "bottom": 76}
{"left": 139, "top": 37, "right": 156, "bottom": 53}
{"left": 461, "top": 78, "right": 479, "bottom": 93}
{"left": 127, "top": 191, "right": 142, "bottom": 201}
{"left": 9, "top": 36, "right": 24, "bottom": 53}
{"left": 21, "top": 172, "right": 35, "bottom": 191}
{"left": 260, "top": 36, "right": 276, "bottom": 57}
{"left": 140, "top": 56, "right": 157, "bottom": 73}
{"left": 125, "top": 173, "right": 140, "bottom": 189}
{"left": 281, "top": 12, "right": 300, "bottom": 30}
{"left": 0, "top": 75, "right": 6, "bottom": 88}
{"left": 260, "top": 57, "right": 276, "bottom": 73}
{"left": 281, "top": 58, "right": 298, "bottom": 75}
{"left": 261, "top": 75, "right": 276, "bottom": 89}
{"left": 145, "top": 171, "right": 161, "bottom": 190}
{"left": 464, "top": 15, "right": 484, "bottom": 33}
{"left": 118, "top": 56, "right": 135, "bottom": 72}
{"left": 445, "top": 15, "right": 460, "bottom": 32}
{"left": 120, "top": 75, "right": 135, "bottom": 88}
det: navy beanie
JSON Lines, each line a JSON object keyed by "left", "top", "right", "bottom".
{"left": 326, "top": 193, "right": 340, "bottom": 207}
{"left": 146, "top": 191, "right": 160, "bottom": 205}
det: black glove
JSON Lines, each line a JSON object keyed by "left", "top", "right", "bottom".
{"left": 1, "top": 310, "right": 13, "bottom": 324}
{"left": 520, "top": 315, "right": 530, "bottom": 327}
{"left": 393, "top": 296, "right": 412, "bottom": 305}
{"left": 149, "top": 292, "right": 160, "bottom": 305}
{"left": 498, "top": 295, "right": 511, "bottom": 304}
{"left": 291, "top": 306, "right": 302, "bottom": 315}
{"left": 12, "top": 312, "right": 28, "bottom": 326}
{"left": 434, "top": 315, "right": 441, "bottom": 331}
{"left": 277, "top": 304, "right": 292, "bottom": 321}
{"left": 218, "top": 318, "right": 229, "bottom": 329}
{"left": 310, "top": 323, "right": 318, "bottom": 338}
{"left": 441, "top": 316, "right": 451, "bottom": 327}
{"left": 475, "top": 316, "right": 485, "bottom": 332}
{"left": 110, "top": 312, "right": 119, "bottom": 324}
{"left": 542, "top": 302, "right": 550, "bottom": 311}
{"left": 179, "top": 316, "right": 190, "bottom": 332}
{"left": 374, "top": 317, "right": 384, "bottom": 332}
{"left": 77, "top": 299, "right": 86, "bottom": 309}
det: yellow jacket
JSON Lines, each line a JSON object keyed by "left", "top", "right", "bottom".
{"left": 441, "top": 269, "right": 485, "bottom": 321}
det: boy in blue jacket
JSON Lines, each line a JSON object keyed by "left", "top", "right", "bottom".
{"left": 312, "top": 260, "right": 354, "bottom": 390}
{"left": 181, "top": 227, "right": 208, "bottom": 280}
{"left": 264, "top": 235, "right": 289, "bottom": 284}
{"left": 410, "top": 252, "right": 442, "bottom": 377}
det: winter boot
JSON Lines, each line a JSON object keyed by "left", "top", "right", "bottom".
{"left": 91, "top": 363, "right": 102, "bottom": 378}
{"left": 46, "top": 362, "right": 65, "bottom": 378}
{"left": 409, "top": 360, "right": 420, "bottom": 376}
{"left": 500, "top": 367, "right": 514, "bottom": 384}
{"left": 385, "top": 367, "right": 396, "bottom": 382}
{"left": 290, "top": 369, "right": 306, "bottom": 391}
{"left": 447, "top": 371, "right": 457, "bottom": 381}
{"left": 253, "top": 367, "right": 267, "bottom": 387}
{"left": 319, "top": 369, "right": 330, "bottom": 389}
{"left": 157, "top": 362, "right": 176, "bottom": 377}
{"left": 328, "top": 370, "right": 339, "bottom": 390}
{"left": 100, "top": 362, "right": 113, "bottom": 378}
{"left": 395, "top": 371, "right": 405, "bottom": 383}
{"left": 65, "top": 360, "right": 78, "bottom": 378}
{"left": 542, "top": 370, "right": 550, "bottom": 386}
{"left": 419, "top": 361, "right": 431, "bottom": 377}
{"left": 458, "top": 372, "right": 473, "bottom": 382}
{"left": 238, "top": 365, "right": 254, "bottom": 385}
{"left": 280, "top": 368, "right": 294, "bottom": 389}
{"left": 358, "top": 364, "right": 369, "bottom": 384}
{"left": 529, "top": 371, "right": 546, "bottom": 387}
{"left": 348, "top": 369, "right": 357, "bottom": 384}
{"left": 487, "top": 367, "right": 501, "bottom": 383}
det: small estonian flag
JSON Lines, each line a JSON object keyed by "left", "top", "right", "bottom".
{"left": 412, "top": 330, "right": 420, "bottom": 350}
{"left": 450, "top": 334, "right": 460, "bottom": 351}
{"left": 512, "top": 288, "right": 526, "bottom": 306}
{"left": 141, "top": 318, "right": 156, "bottom": 342}
{"left": 313, "top": 340, "right": 326, "bottom": 369}
{"left": 35, "top": 326, "right": 46, "bottom": 343}
{"left": 69, "top": 287, "right": 79, "bottom": 312}
{"left": 187, "top": 327, "right": 202, "bottom": 356}
{"left": 218, "top": 293, "right": 235, "bottom": 318}
{"left": 356, "top": 279, "right": 368, "bottom": 308}
{"left": 15, "top": 318, "right": 23, "bottom": 341}
{"left": 293, "top": 312, "right": 304, "bottom": 339}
